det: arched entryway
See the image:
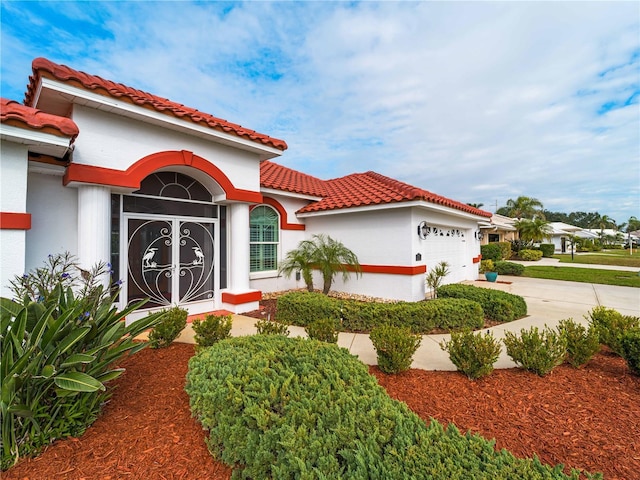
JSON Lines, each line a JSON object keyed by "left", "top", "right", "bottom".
{"left": 112, "top": 171, "right": 226, "bottom": 313}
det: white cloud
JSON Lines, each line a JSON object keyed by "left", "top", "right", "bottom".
{"left": 1, "top": 0, "right": 638, "bottom": 222}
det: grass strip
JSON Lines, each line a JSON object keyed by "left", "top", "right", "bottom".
{"left": 523, "top": 266, "right": 640, "bottom": 288}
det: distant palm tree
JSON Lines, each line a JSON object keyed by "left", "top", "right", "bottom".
{"left": 279, "top": 234, "right": 362, "bottom": 295}
{"left": 503, "top": 196, "right": 544, "bottom": 220}
{"left": 467, "top": 202, "right": 484, "bottom": 209}
{"left": 515, "top": 218, "right": 552, "bottom": 243}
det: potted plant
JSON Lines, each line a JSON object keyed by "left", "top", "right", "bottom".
{"left": 480, "top": 259, "right": 498, "bottom": 282}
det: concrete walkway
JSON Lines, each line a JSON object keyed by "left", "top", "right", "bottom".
{"left": 173, "top": 260, "right": 640, "bottom": 371}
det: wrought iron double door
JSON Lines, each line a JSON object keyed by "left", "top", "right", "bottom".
{"left": 125, "top": 216, "right": 216, "bottom": 309}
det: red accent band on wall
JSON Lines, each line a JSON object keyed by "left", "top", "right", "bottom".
{"left": 253, "top": 197, "right": 305, "bottom": 231}
{"left": 222, "top": 291, "right": 262, "bottom": 305}
{"left": 0, "top": 212, "right": 32, "bottom": 230}
{"left": 63, "top": 150, "right": 263, "bottom": 203}
{"left": 472, "top": 255, "right": 481, "bottom": 264}
{"left": 339, "top": 264, "right": 427, "bottom": 275}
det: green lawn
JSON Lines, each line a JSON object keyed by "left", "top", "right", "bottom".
{"left": 554, "top": 251, "right": 640, "bottom": 268}
{"left": 523, "top": 266, "right": 640, "bottom": 288}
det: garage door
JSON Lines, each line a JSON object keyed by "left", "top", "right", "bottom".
{"left": 423, "top": 227, "right": 468, "bottom": 284}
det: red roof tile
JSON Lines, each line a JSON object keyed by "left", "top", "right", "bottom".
{"left": 25, "top": 57, "right": 287, "bottom": 151}
{"left": 260, "top": 160, "right": 328, "bottom": 197}
{"left": 260, "top": 161, "right": 492, "bottom": 218}
{"left": 1, "top": 97, "right": 79, "bottom": 139}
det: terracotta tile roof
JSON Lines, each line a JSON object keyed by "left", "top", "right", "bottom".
{"left": 25, "top": 57, "right": 287, "bottom": 151}
{"left": 260, "top": 161, "right": 492, "bottom": 218}
{"left": 1, "top": 97, "right": 79, "bottom": 139}
{"left": 260, "top": 160, "right": 328, "bottom": 197}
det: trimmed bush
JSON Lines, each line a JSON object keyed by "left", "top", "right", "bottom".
{"left": 494, "top": 261, "right": 525, "bottom": 276}
{"left": 440, "top": 329, "right": 502, "bottom": 379}
{"left": 370, "top": 324, "right": 421, "bottom": 374}
{"left": 538, "top": 244, "right": 555, "bottom": 257}
{"left": 305, "top": 318, "right": 340, "bottom": 343}
{"left": 503, "top": 326, "right": 567, "bottom": 376}
{"left": 620, "top": 329, "right": 640, "bottom": 375}
{"left": 276, "top": 292, "right": 339, "bottom": 326}
{"left": 148, "top": 306, "right": 187, "bottom": 348}
{"left": 481, "top": 243, "right": 502, "bottom": 262}
{"left": 479, "top": 259, "right": 495, "bottom": 273}
{"left": 186, "top": 335, "right": 598, "bottom": 479}
{"left": 588, "top": 306, "right": 640, "bottom": 356}
{"left": 557, "top": 319, "right": 600, "bottom": 368}
{"left": 192, "top": 314, "right": 232, "bottom": 349}
{"left": 519, "top": 249, "right": 543, "bottom": 261}
{"left": 1, "top": 253, "right": 163, "bottom": 470}
{"left": 255, "top": 318, "right": 290, "bottom": 336}
{"left": 276, "top": 292, "right": 484, "bottom": 334}
{"left": 497, "top": 241, "right": 512, "bottom": 261}
{"left": 437, "top": 284, "right": 527, "bottom": 323}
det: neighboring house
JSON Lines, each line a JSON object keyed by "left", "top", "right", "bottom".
{"left": 584, "top": 228, "right": 625, "bottom": 246}
{"left": 1, "top": 57, "right": 491, "bottom": 321}
{"left": 478, "top": 214, "right": 517, "bottom": 244}
{"left": 547, "top": 222, "right": 599, "bottom": 253}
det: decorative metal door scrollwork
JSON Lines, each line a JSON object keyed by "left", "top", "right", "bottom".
{"left": 127, "top": 218, "right": 215, "bottom": 309}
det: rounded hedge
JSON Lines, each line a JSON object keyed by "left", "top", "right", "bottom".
{"left": 437, "top": 284, "right": 527, "bottom": 322}
{"left": 186, "top": 336, "right": 596, "bottom": 479}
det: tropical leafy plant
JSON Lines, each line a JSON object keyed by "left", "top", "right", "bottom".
{"left": 499, "top": 196, "right": 545, "bottom": 220}
{"left": 425, "top": 261, "right": 450, "bottom": 298}
{"left": 279, "top": 234, "right": 361, "bottom": 295}
{"left": 1, "top": 253, "right": 163, "bottom": 470}
{"left": 515, "top": 218, "right": 552, "bottom": 243}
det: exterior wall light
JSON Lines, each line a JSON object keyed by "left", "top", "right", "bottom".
{"left": 475, "top": 230, "right": 484, "bottom": 241}
{"left": 417, "top": 221, "right": 429, "bottom": 239}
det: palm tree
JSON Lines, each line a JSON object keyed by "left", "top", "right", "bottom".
{"left": 311, "top": 234, "right": 362, "bottom": 294}
{"left": 278, "top": 239, "right": 316, "bottom": 292}
{"left": 466, "top": 202, "right": 484, "bottom": 209}
{"left": 503, "top": 196, "right": 545, "bottom": 220}
{"left": 515, "top": 218, "right": 552, "bottom": 243}
{"left": 279, "top": 234, "right": 362, "bottom": 294}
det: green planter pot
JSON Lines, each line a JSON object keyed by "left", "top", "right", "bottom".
{"left": 484, "top": 272, "right": 498, "bottom": 282}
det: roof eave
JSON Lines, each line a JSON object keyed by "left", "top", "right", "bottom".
{"left": 35, "top": 76, "right": 285, "bottom": 161}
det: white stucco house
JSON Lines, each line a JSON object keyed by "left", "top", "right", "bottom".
{"left": 1, "top": 58, "right": 491, "bottom": 320}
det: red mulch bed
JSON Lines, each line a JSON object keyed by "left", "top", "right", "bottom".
{"left": 4, "top": 343, "right": 639, "bottom": 480}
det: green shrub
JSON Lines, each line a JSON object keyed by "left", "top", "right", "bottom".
{"left": 305, "top": 318, "right": 339, "bottom": 343}
{"left": 497, "top": 241, "right": 512, "bottom": 261}
{"left": 503, "top": 326, "right": 567, "bottom": 376}
{"left": 620, "top": 329, "right": 640, "bottom": 375}
{"left": 255, "top": 318, "right": 290, "bottom": 336}
{"left": 440, "top": 329, "right": 502, "bottom": 379}
{"left": 538, "top": 244, "right": 555, "bottom": 257}
{"left": 192, "top": 314, "right": 233, "bottom": 349}
{"left": 276, "top": 292, "right": 483, "bottom": 334}
{"left": 588, "top": 306, "right": 640, "bottom": 356}
{"left": 437, "top": 284, "right": 527, "bottom": 323}
{"left": 480, "top": 243, "right": 502, "bottom": 262}
{"left": 1, "top": 253, "right": 163, "bottom": 470}
{"left": 479, "top": 259, "right": 495, "bottom": 273}
{"left": 425, "top": 261, "right": 450, "bottom": 299}
{"left": 148, "top": 306, "right": 187, "bottom": 348}
{"left": 519, "top": 249, "right": 543, "bottom": 261}
{"left": 370, "top": 324, "right": 421, "bottom": 374}
{"left": 186, "top": 335, "right": 599, "bottom": 479}
{"left": 494, "top": 261, "right": 525, "bottom": 276}
{"left": 275, "top": 292, "right": 339, "bottom": 326}
{"left": 557, "top": 319, "right": 600, "bottom": 368}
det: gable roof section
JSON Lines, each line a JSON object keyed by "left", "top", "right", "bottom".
{"left": 25, "top": 57, "right": 287, "bottom": 151}
{"left": 1, "top": 98, "right": 79, "bottom": 140}
{"left": 260, "top": 161, "right": 491, "bottom": 218}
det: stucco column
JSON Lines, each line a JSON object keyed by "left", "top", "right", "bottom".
{"left": 228, "top": 202, "right": 250, "bottom": 292}
{"left": 77, "top": 185, "right": 111, "bottom": 281}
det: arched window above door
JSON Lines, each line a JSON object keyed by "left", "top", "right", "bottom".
{"left": 136, "top": 172, "right": 212, "bottom": 201}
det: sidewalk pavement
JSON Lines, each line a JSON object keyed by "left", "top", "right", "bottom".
{"left": 173, "top": 261, "right": 640, "bottom": 371}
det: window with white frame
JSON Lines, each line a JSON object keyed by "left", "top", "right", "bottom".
{"left": 250, "top": 205, "right": 279, "bottom": 272}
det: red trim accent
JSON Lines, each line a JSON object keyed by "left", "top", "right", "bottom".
{"left": 0, "top": 212, "right": 31, "bottom": 230}
{"left": 340, "top": 264, "right": 426, "bottom": 275}
{"left": 63, "top": 150, "right": 263, "bottom": 203}
{"left": 254, "top": 197, "right": 305, "bottom": 231}
{"left": 473, "top": 256, "right": 481, "bottom": 264}
{"left": 222, "top": 291, "right": 262, "bottom": 305}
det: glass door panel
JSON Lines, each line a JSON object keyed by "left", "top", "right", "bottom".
{"left": 127, "top": 218, "right": 173, "bottom": 309}
{"left": 178, "top": 221, "right": 215, "bottom": 303}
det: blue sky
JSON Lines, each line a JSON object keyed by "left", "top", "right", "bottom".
{"left": 2, "top": 1, "right": 639, "bottom": 224}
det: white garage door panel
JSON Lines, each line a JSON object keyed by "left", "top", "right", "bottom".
{"left": 423, "top": 227, "right": 467, "bottom": 284}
